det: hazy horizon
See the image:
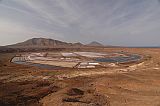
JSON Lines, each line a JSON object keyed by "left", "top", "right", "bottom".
{"left": 0, "top": 0, "right": 160, "bottom": 47}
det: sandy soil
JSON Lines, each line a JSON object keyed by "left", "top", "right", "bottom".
{"left": 0, "top": 48, "right": 160, "bottom": 106}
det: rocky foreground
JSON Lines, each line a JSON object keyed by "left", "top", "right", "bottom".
{"left": 0, "top": 48, "right": 160, "bottom": 106}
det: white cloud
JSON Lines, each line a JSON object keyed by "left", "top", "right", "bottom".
{"left": 0, "top": 0, "right": 160, "bottom": 46}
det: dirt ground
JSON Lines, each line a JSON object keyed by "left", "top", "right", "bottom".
{"left": 0, "top": 48, "right": 160, "bottom": 106}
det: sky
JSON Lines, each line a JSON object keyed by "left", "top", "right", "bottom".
{"left": 0, "top": 0, "right": 160, "bottom": 46}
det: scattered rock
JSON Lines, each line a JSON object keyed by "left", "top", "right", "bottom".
{"left": 62, "top": 97, "right": 80, "bottom": 102}
{"left": 153, "top": 67, "right": 159, "bottom": 70}
{"left": 63, "top": 88, "right": 110, "bottom": 106}
{"left": 67, "top": 88, "right": 84, "bottom": 96}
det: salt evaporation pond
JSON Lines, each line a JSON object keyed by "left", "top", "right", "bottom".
{"left": 11, "top": 52, "right": 142, "bottom": 69}
{"left": 74, "top": 52, "right": 107, "bottom": 57}
{"left": 95, "top": 54, "right": 142, "bottom": 63}
{"left": 13, "top": 61, "right": 61, "bottom": 70}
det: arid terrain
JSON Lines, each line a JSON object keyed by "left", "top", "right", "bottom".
{"left": 0, "top": 47, "right": 160, "bottom": 106}
{"left": 1, "top": 0, "right": 160, "bottom": 105}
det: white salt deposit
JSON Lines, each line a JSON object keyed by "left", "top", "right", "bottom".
{"left": 61, "top": 53, "right": 77, "bottom": 57}
{"left": 86, "top": 66, "right": 95, "bottom": 68}
{"left": 80, "top": 62, "right": 88, "bottom": 65}
{"left": 74, "top": 52, "right": 107, "bottom": 57}
{"left": 88, "top": 62, "right": 100, "bottom": 65}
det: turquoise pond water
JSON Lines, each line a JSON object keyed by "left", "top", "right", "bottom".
{"left": 95, "top": 54, "right": 142, "bottom": 63}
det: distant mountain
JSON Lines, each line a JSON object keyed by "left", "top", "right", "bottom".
{"left": 7, "top": 38, "right": 83, "bottom": 48}
{"left": 73, "top": 42, "right": 83, "bottom": 46}
{"left": 87, "top": 41, "right": 104, "bottom": 47}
